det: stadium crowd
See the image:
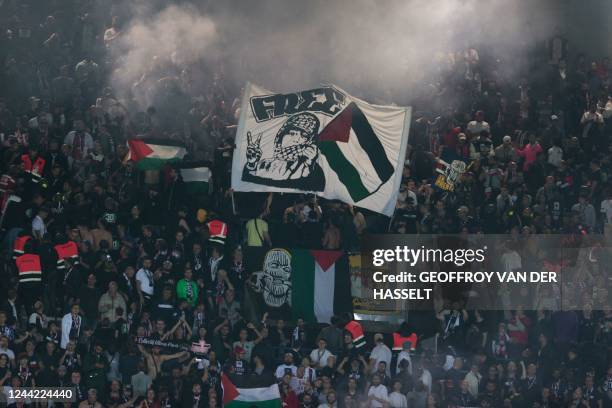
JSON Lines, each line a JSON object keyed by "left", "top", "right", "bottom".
{"left": 0, "top": 0, "right": 611, "bottom": 407}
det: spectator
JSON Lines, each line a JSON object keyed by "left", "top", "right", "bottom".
{"left": 60, "top": 304, "right": 83, "bottom": 349}
{"left": 0, "top": 6, "right": 609, "bottom": 406}
{"left": 309, "top": 338, "right": 334, "bottom": 369}
{"left": 98, "top": 281, "right": 127, "bottom": 323}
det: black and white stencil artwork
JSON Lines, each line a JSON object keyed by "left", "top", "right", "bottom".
{"left": 242, "top": 112, "right": 325, "bottom": 191}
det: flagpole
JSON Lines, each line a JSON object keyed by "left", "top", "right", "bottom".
{"left": 231, "top": 190, "right": 236, "bottom": 215}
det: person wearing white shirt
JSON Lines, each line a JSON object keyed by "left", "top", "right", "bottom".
{"left": 290, "top": 366, "right": 310, "bottom": 395}
{"left": 389, "top": 380, "right": 408, "bottom": 407}
{"left": 414, "top": 358, "right": 433, "bottom": 394}
{"left": 60, "top": 304, "right": 83, "bottom": 349}
{"left": 464, "top": 363, "right": 482, "bottom": 399}
{"left": 369, "top": 333, "right": 392, "bottom": 375}
{"left": 64, "top": 119, "right": 94, "bottom": 160}
{"left": 396, "top": 342, "right": 413, "bottom": 375}
{"left": 367, "top": 374, "right": 389, "bottom": 407}
{"left": 601, "top": 193, "right": 612, "bottom": 239}
{"left": 28, "top": 300, "right": 48, "bottom": 330}
{"left": 135, "top": 258, "right": 155, "bottom": 301}
{"left": 317, "top": 390, "right": 338, "bottom": 408}
{"left": 547, "top": 144, "right": 563, "bottom": 168}
{"left": 275, "top": 352, "right": 298, "bottom": 379}
{"left": 0, "top": 336, "right": 15, "bottom": 363}
{"left": 604, "top": 97, "right": 612, "bottom": 119}
{"left": 601, "top": 196, "right": 612, "bottom": 224}
{"left": 31, "top": 208, "right": 48, "bottom": 239}
{"left": 309, "top": 338, "right": 333, "bottom": 369}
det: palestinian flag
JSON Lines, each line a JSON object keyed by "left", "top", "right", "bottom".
{"left": 318, "top": 102, "right": 395, "bottom": 202}
{"left": 178, "top": 163, "right": 212, "bottom": 194}
{"left": 221, "top": 373, "right": 282, "bottom": 408}
{"left": 291, "top": 249, "right": 352, "bottom": 323}
{"left": 127, "top": 139, "right": 187, "bottom": 170}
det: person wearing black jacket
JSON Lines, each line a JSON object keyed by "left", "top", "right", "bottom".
{"left": 117, "top": 265, "right": 138, "bottom": 305}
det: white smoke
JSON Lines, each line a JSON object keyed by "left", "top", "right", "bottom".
{"left": 110, "top": 4, "right": 218, "bottom": 111}
{"left": 110, "top": 0, "right": 559, "bottom": 111}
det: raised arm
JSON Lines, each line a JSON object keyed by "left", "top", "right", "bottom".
{"left": 162, "top": 319, "right": 183, "bottom": 341}
{"left": 246, "top": 322, "right": 263, "bottom": 344}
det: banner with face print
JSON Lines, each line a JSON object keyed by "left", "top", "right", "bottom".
{"left": 244, "top": 248, "right": 352, "bottom": 323}
{"left": 232, "top": 83, "right": 411, "bottom": 216}
{"left": 245, "top": 248, "right": 293, "bottom": 320}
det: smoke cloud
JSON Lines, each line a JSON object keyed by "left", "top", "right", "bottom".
{"left": 110, "top": 3, "right": 218, "bottom": 112}
{"left": 109, "top": 0, "right": 560, "bottom": 112}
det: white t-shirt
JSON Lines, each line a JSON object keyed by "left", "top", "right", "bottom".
{"left": 396, "top": 350, "right": 412, "bottom": 375}
{"left": 604, "top": 100, "right": 612, "bottom": 119}
{"left": 32, "top": 215, "right": 46, "bottom": 238}
{"left": 389, "top": 391, "right": 408, "bottom": 408}
{"left": 64, "top": 130, "right": 94, "bottom": 157}
{"left": 275, "top": 363, "right": 297, "bottom": 379}
{"left": 367, "top": 384, "right": 389, "bottom": 408}
{"left": 369, "top": 343, "right": 392, "bottom": 375}
{"left": 290, "top": 374, "right": 309, "bottom": 394}
{"left": 0, "top": 347, "right": 15, "bottom": 361}
{"left": 309, "top": 348, "right": 333, "bottom": 368}
{"left": 419, "top": 369, "right": 433, "bottom": 393}
{"left": 601, "top": 199, "right": 612, "bottom": 224}
{"left": 135, "top": 268, "right": 154, "bottom": 296}
{"left": 501, "top": 251, "right": 522, "bottom": 272}
{"left": 547, "top": 146, "right": 563, "bottom": 168}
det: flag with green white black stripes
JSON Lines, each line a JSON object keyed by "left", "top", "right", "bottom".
{"left": 232, "top": 82, "right": 411, "bottom": 216}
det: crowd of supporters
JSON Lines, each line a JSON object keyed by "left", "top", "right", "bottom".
{"left": 0, "top": 0, "right": 611, "bottom": 407}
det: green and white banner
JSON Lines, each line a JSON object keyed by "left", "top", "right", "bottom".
{"left": 178, "top": 163, "right": 212, "bottom": 194}
{"left": 231, "top": 82, "right": 411, "bottom": 216}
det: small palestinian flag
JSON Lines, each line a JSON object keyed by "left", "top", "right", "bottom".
{"left": 221, "top": 373, "right": 282, "bottom": 408}
{"left": 345, "top": 320, "right": 366, "bottom": 348}
{"left": 392, "top": 332, "right": 418, "bottom": 351}
{"left": 318, "top": 102, "right": 395, "bottom": 202}
{"left": 178, "top": 163, "right": 212, "bottom": 194}
{"left": 127, "top": 139, "right": 187, "bottom": 170}
{"left": 291, "top": 249, "right": 352, "bottom": 323}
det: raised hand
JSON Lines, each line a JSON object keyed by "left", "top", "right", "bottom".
{"left": 246, "top": 131, "right": 263, "bottom": 170}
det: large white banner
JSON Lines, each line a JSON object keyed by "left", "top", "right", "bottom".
{"left": 231, "top": 83, "right": 411, "bottom": 216}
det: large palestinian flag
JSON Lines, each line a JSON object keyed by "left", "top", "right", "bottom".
{"left": 231, "top": 82, "right": 411, "bottom": 216}
{"left": 291, "top": 249, "right": 352, "bottom": 323}
{"left": 242, "top": 248, "right": 352, "bottom": 324}
{"left": 318, "top": 102, "right": 395, "bottom": 202}
{"left": 127, "top": 139, "right": 187, "bottom": 170}
{"left": 222, "top": 373, "right": 282, "bottom": 408}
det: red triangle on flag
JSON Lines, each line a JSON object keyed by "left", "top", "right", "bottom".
{"left": 221, "top": 373, "right": 240, "bottom": 405}
{"left": 310, "top": 250, "right": 343, "bottom": 272}
{"left": 318, "top": 102, "right": 355, "bottom": 143}
{"left": 127, "top": 139, "right": 154, "bottom": 162}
